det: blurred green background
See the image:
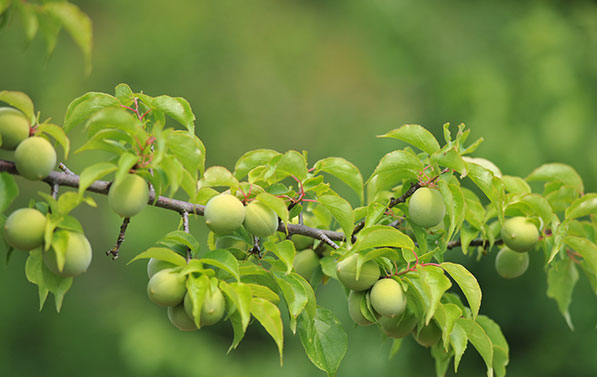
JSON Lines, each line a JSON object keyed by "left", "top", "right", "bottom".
{"left": 1, "top": 0, "right": 596, "bottom": 376}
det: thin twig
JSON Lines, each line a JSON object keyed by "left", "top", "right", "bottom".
{"left": 181, "top": 211, "right": 191, "bottom": 262}
{"left": 58, "top": 162, "right": 75, "bottom": 175}
{"left": 447, "top": 238, "right": 503, "bottom": 250}
{"left": 107, "top": 217, "right": 130, "bottom": 260}
{"left": 50, "top": 183, "right": 59, "bottom": 199}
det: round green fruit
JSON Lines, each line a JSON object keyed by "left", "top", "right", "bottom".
{"left": 3, "top": 208, "right": 46, "bottom": 250}
{"left": 108, "top": 174, "right": 149, "bottom": 217}
{"left": 347, "top": 291, "right": 373, "bottom": 326}
{"left": 14, "top": 136, "right": 56, "bottom": 180}
{"left": 204, "top": 194, "right": 246, "bottom": 235}
{"left": 147, "top": 268, "right": 187, "bottom": 306}
{"left": 500, "top": 217, "right": 539, "bottom": 252}
{"left": 413, "top": 320, "right": 442, "bottom": 347}
{"left": 370, "top": 278, "right": 407, "bottom": 318}
{"left": 408, "top": 187, "right": 446, "bottom": 228}
{"left": 184, "top": 287, "right": 226, "bottom": 326}
{"left": 0, "top": 107, "right": 30, "bottom": 150}
{"left": 43, "top": 231, "right": 92, "bottom": 277}
{"left": 215, "top": 236, "right": 248, "bottom": 251}
{"left": 336, "top": 254, "right": 380, "bottom": 292}
{"left": 243, "top": 201, "right": 278, "bottom": 237}
{"left": 293, "top": 249, "right": 320, "bottom": 280}
{"left": 379, "top": 308, "right": 417, "bottom": 338}
{"left": 291, "top": 234, "right": 314, "bottom": 250}
{"left": 495, "top": 247, "right": 529, "bottom": 279}
{"left": 167, "top": 303, "right": 197, "bottom": 331}
{"left": 147, "top": 258, "right": 177, "bottom": 279}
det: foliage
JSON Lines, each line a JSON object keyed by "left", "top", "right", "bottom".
{"left": 0, "top": 87, "right": 595, "bottom": 377}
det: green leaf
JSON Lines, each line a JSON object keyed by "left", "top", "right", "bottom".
{"left": 127, "top": 247, "right": 186, "bottom": 266}
{"left": 114, "top": 83, "right": 133, "bottom": 103}
{"left": 457, "top": 318, "right": 494, "bottom": 377}
{"left": 450, "top": 322, "right": 468, "bottom": 373}
{"left": 565, "top": 194, "right": 597, "bottom": 220}
{"left": 0, "top": 172, "right": 19, "bottom": 212}
{"left": 352, "top": 225, "right": 414, "bottom": 251}
{"left": 251, "top": 297, "right": 284, "bottom": 364}
{"left": 158, "top": 230, "right": 200, "bottom": 254}
{"left": 317, "top": 195, "right": 353, "bottom": 245}
{"left": 49, "top": 230, "right": 69, "bottom": 274}
{"left": 78, "top": 162, "right": 117, "bottom": 196}
{"left": 160, "top": 156, "right": 184, "bottom": 196}
{"left": 314, "top": 157, "right": 364, "bottom": 202}
{"left": 256, "top": 192, "right": 289, "bottom": 226}
{"left": 264, "top": 240, "right": 295, "bottom": 275}
{"left": 274, "top": 272, "right": 308, "bottom": 332}
{"left": 298, "top": 307, "right": 348, "bottom": 377}
{"left": 416, "top": 266, "right": 452, "bottom": 324}
{"left": 64, "top": 92, "right": 120, "bottom": 132}
{"left": 272, "top": 150, "right": 308, "bottom": 181}
{"left": 220, "top": 281, "right": 252, "bottom": 351}
{"left": 441, "top": 262, "right": 482, "bottom": 320}
{"left": 234, "top": 149, "right": 280, "bottom": 179}
{"left": 152, "top": 95, "right": 195, "bottom": 133}
{"left": 367, "top": 150, "right": 423, "bottom": 199}
{"left": 44, "top": 2, "right": 93, "bottom": 74}
{"left": 114, "top": 152, "right": 139, "bottom": 186}
{"left": 199, "top": 166, "right": 239, "bottom": 190}
{"left": 379, "top": 124, "right": 441, "bottom": 155}
{"left": 202, "top": 249, "right": 241, "bottom": 282}
{"left": 165, "top": 130, "right": 205, "bottom": 178}
{"left": 433, "top": 147, "right": 467, "bottom": 175}
{"left": 185, "top": 274, "right": 210, "bottom": 328}
{"left": 502, "top": 175, "right": 531, "bottom": 195}
{"left": 476, "top": 316, "right": 509, "bottom": 377}
{"left": 245, "top": 283, "right": 280, "bottom": 304}
{"left": 433, "top": 303, "right": 463, "bottom": 350}
{"left": 26, "top": 249, "right": 73, "bottom": 312}
{"left": 564, "top": 236, "right": 597, "bottom": 294}
{"left": 36, "top": 123, "right": 70, "bottom": 158}
{"left": 527, "top": 163, "right": 584, "bottom": 195}
{"left": 37, "top": 8, "right": 61, "bottom": 57}
{"left": 430, "top": 342, "right": 453, "bottom": 377}
{"left": 0, "top": 90, "right": 34, "bottom": 120}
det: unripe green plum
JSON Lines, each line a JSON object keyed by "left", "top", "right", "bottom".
{"left": 147, "top": 268, "right": 187, "bottom": 306}
{"left": 293, "top": 249, "right": 320, "bottom": 280}
{"left": 43, "top": 231, "right": 92, "bottom": 277}
{"left": 413, "top": 320, "right": 442, "bottom": 347}
{"left": 408, "top": 187, "right": 446, "bottom": 228}
{"left": 500, "top": 217, "right": 539, "bottom": 252}
{"left": 215, "top": 236, "right": 248, "bottom": 251}
{"left": 14, "top": 136, "right": 56, "bottom": 180}
{"left": 167, "top": 303, "right": 197, "bottom": 331}
{"left": 108, "top": 174, "right": 149, "bottom": 217}
{"left": 292, "top": 234, "right": 314, "bottom": 250}
{"left": 184, "top": 287, "right": 226, "bottom": 326}
{"left": 495, "top": 247, "right": 529, "bottom": 279}
{"left": 336, "top": 254, "right": 380, "bottom": 292}
{"left": 147, "top": 258, "right": 177, "bottom": 279}
{"left": 379, "top": 308, "right": 417, "bottom": 338}
{"left": 347, "top": 291, "right": 373, "bottom": 326}
{"left": 0, "top": 107, "right": 30, "bottom": 150}
{"left": 370, "top": 278, "right": 407, "bottom": 318}
{"left": 204, "top": 194, "right": 246, "bottom": 234}
{"left": 3, "top": 208, "right": 46, "bottom": 250}
{"left": 243, "top": 201, "right": 278, "bottom": 237}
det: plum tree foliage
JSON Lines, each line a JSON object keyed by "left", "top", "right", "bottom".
{"left": 0, "top": 48, "right": 595, "bottom": 377}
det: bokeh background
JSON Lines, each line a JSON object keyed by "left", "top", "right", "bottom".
{"left": 1, "top": 0, "right": 596, "bottom": 376}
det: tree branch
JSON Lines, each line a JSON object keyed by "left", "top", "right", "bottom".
{"left": 447, "top": 238, "right": 503, "bottom": 250}
{"left": 0, "top": 159, "right": 345, "bottom": 242}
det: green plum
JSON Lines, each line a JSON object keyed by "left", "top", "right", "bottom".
{"left": 243, "top": 201, "right": 278, "bottom": 237}
{"left": 413, "top": 320, "right": 442, "bottom": 347}
{"left": 147, "top": 268, "right": 187, "bottom": 306}
{"left": 167, "top": 303, "right": 197, "bottom": 331}
{"left": 147, "top": 258, "right": 177, "bottom": 279}
{"left": 0, "top": 107, "right": 30, "bottom": 150}
{"left": 379, "top": 308, "right": 417, "bottom": 338}
{"left": 500, "top": 217, "right": 539, "bottom": 252}
{"left": 495, "top": 247, "right": 529, "bottom": 279}
{"left": 336, "top": 254, "right": 380, "bottom": 292}
{"left": 347, "top": 291, "right": 373, "bottom": 326}
{"left": 108, "top": 174, "right": 149, "bottom": 217}
{"left": 184, "top": 287, "right": 226, "bottom": 326}
{"left": 204, "top": 194, "right": 246, "bottom": 234}
{"left": 370, "top": 278, "right": 407, "bottom": 318}
{"left": 14, "top": 136, "right": 56, "bottom": 180}
{"left": 408, "top": 187, "right": 446, "bottom": 228}
{"left": 3, "top": 208, "right": 46, "bottom": 250}
{"left": 293, "top": 249, "right": 320, "bottom": 280}
{"left": 43, "top": 231, "right": 92, "bottom": 277}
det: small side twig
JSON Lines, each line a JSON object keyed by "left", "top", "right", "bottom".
{"left": 107, "top": 217, "right": 131, "bottom": 260}
{"left": 181, "top": 211, "right": 191, "bottom": 262}
{"left": 58, "top": 162, "right": 75, "bottom": 175}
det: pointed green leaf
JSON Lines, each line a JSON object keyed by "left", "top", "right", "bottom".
{"left": 565, "top": 194, "right": 597, "bottom": 220}
{"left": 564, "top": 236, "right": 597, "bottom": 293}
{"left": 152, "top": 95, "right": 195, "bottom": 133}
{"left": 476, "top": 315, "right": 509, "bottom": 377}
{"left": 457, "top": 318, "right": 494, "bottom": 377}
{"left": 0, "top": 90, "right": 34, "bottom": 120}
{"left": 380, "top": 124, "right": 440, "bottom": 155}
{"left": 64, "top": 92, "right": 120, "bottom": 132}
{"left": 527, "top": 163, "right": 584, "bottom": 195}
{"left": 450, "top": 322, "right": 468, "bottom": 373}
{"left": 264, "top": 240, "right": 295, "bottom": 275}
{"left": 78, "top": 162, "right": 117, "bottom": 196}
{"left": 353, "top": 225, "right": 414, "bottom": 251}
{"left": 314, "top": 157, "right": 364, "bottom": 202}
{"left": 0, "top": 172, "right": 19, "bottom": 212}
{"left": 127, "top": 247, "right": 186, "bottom": 266}
{"left": 441, "top": 262, "right": 482, "bottom": 320}
{"left": 251, "top": 297, "right": 284, "bottom": 364}
{"left": 234, "top": 149, "right": 281, "bottom": 179}
{"left": 202, "top": 249, "right": 240, "bottom": 282}
{"left": 256, "top": 192, "right": 289, "bottom": 226}
{"left": 318, "top": 194, "right": 353, "bottom": 244}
